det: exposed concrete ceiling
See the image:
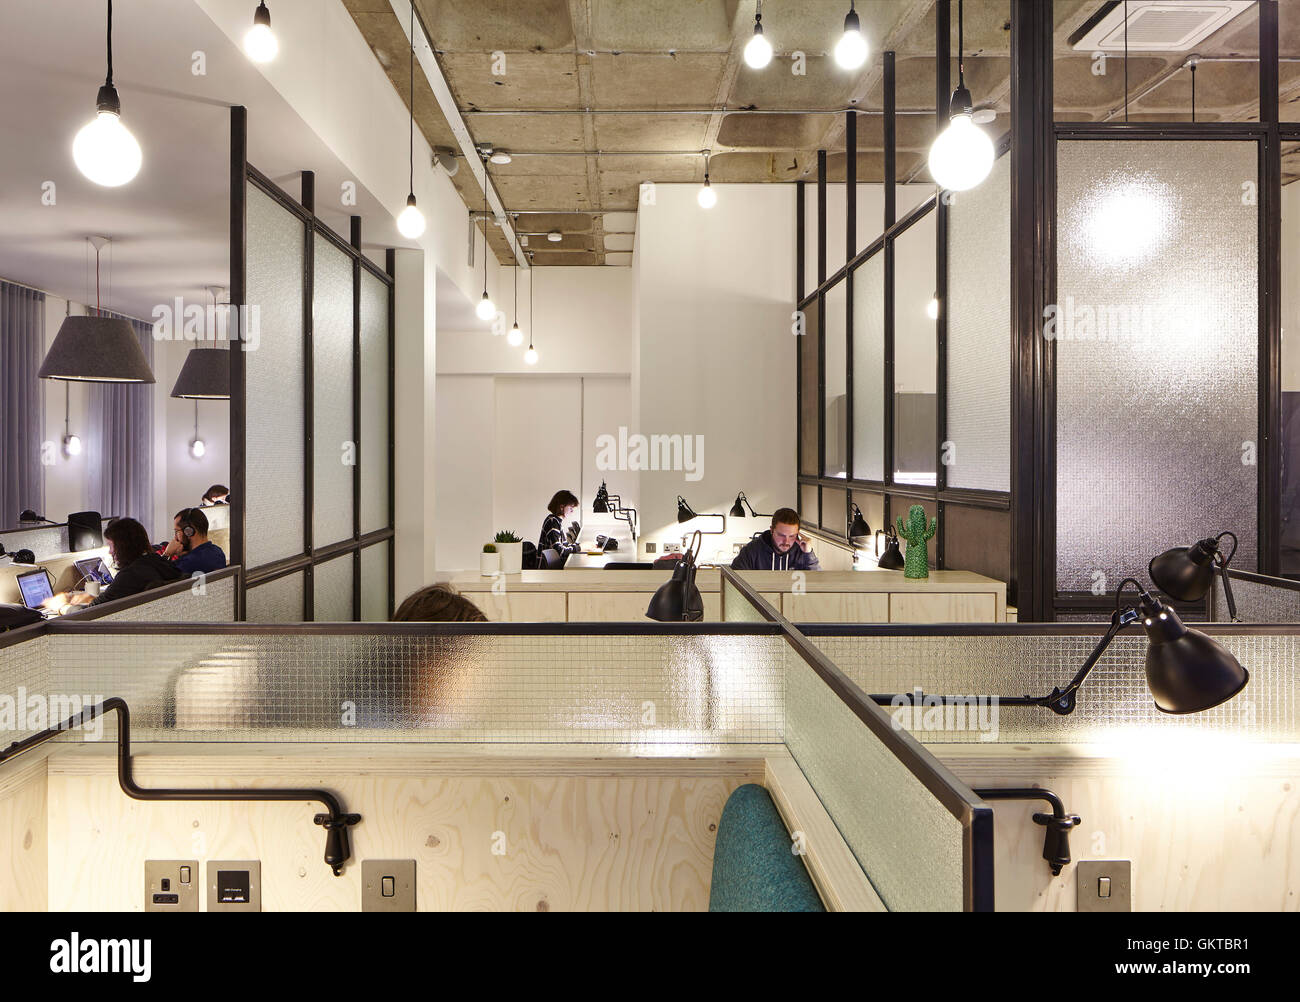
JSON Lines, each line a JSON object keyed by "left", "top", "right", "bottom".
{"left": 345, "top": 1, "right": 1300, "bottom": 266}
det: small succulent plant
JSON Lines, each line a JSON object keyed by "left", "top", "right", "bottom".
{"left": 483, "top": 543, "right": 497, "bottom": 553}
{"left": 494, "top": 530, "right": 522, "bottom": 544}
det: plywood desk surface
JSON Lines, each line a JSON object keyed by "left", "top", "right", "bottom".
{"left": 0, "top": 546, "right": 111, "bottom": 605}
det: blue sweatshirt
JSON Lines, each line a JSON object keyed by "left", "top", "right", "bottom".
{"left": 174, "top": 541, "right": 227, "bottom": 575}
{"left": 730, "top": 530, "right": 821, "bottom": 571}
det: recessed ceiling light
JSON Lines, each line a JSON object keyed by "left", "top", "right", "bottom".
{"left": 547, "top": 231, "right": 562, "bottom": 242}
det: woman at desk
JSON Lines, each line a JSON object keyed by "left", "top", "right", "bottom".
{"left": 44, "top": 517, "right": 182, "bottom": 612}
{"left": 538, "top": 490, "right": 582, "bottom": 559}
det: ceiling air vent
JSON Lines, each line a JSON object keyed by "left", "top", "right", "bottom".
{"left": 1070, "top": 1, "right": 1253, "bottom": 52}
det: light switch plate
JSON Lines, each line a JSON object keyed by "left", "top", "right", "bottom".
{"left": 207, "top": 860, "right": 261, "bottom": 912}
{"left": 1077, "top": 860, "right": 1131, "bottom": 912}
{"left": 362, "top": 860, "right": 416, "bottom": 912}
{"left": 145, "top": 860, "right": 199, "bottom": 912}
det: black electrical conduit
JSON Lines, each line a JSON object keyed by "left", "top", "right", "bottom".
{"left": 0, "top": 697, "right": 361, "bottom": 875}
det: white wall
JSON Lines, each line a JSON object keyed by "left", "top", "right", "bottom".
{"left": 636, "top": 184, "right": 797, "bottom": 565}
{"left": 1283, "top": 183, "right": 1300, "bottom": 392}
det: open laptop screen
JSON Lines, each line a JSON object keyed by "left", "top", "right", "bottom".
{"left": 16, "top": 569, "right": 53, "bottom": 610}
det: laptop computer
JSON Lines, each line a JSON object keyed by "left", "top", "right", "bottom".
{"left": 73, "top": 556, "right": 113, "bottom": 589}
{"left": 16, "top": 568, "right": 58, "bottom": 618}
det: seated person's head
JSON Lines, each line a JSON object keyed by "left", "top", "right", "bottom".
{"left": 548, "top": 490, "right": 579, "bottom": 520}
{"left": 173, "top": 508, "right": 209, "bottom": 551}
{"left": 393, "top": 584, "right": 488, "bottom": 622}
{"left": 202, "top": 484, "right": 229, "bottom": 505}
{"left": 103, "top": 517, "right": 152, "bottom": 570}
{"left": 770, "top": 507, "right": 802, "bottom": 554}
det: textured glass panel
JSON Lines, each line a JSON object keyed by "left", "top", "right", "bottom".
{"left": 1056, "top": 141, "right": 1258, "bottom": 591}
{"left": 313, "top": 554, "right": 354, "bottom": 622}
{"left": 45, "top": 631, "right": 785, "bottom": 745}
{"left": 312, "top": 237, "right": 355, "bottom": 547}
{"left": 893, "top": 213, "right": 937, "bottom": 485}
{"left": 800, "top": 483, "right": 819, "bottom": 528}
{"left": 245, "top": 184, "right": 305, "bottom": 566}
{"left": 946, "top": 152, "right": 1011, "bottom": 491}
{"left": 721, "top": 576, "right": 777, "bottom": 622}
{"left": 799, "top": 298, "right": 820, "bottom": 476}
{"left": 810, "top": 631, "right": 1297, "bottom": 743}
{"left": 851, "top": 252, "right": 885, "bottom": 481}
{"left": 784, "top": 651, "right": 965, "bottom": 910}
{"left": 245, "top": 571, "right": 304, "bottom": 623}
{"left": 360, "top": 270, "right": 390, "bottom": 534}
{"left": 0, "top": 635, "right": 50, "bottom": 744}
{"left": 821, "top": 486, "right": 848, "bottom": 539}
{"left": 823, "top": 280, "right": 848, "bottom": 477}
{"left": 98, "top": 576, "right": 236, "bottom": 623}
{"left": 1211, "top": 574, "right": 1300, "bottom": 624}
{"left": 360, "top": 541, "right": 390, "bottom": 622}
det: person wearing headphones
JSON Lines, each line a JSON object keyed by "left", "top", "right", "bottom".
{"left": 164, "top": 507, "right": 227, "bottom": 574}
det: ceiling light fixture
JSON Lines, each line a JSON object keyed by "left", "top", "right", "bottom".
{"left": 834, "top": 0, "right": 869, "bottom": 71}
{"left": 928, "top": 0, "right": 994, "bottom": 192}
{"left": 396, "top": 4, "right": 426, "bottom": 239}
{"left": 244, "top": 1, "right": 278, "bottom": 63}
{"left": 489, "top": 149, "right": 513, "bottom": 165}
{"left": 744, "top": 0, "right": 774, "bottom": 69}
{"left": 508, "top": 227, "right": 525, "bottom": 347}
{"left": 73, "top": 1, "right": 142, "bottom": 188}
{"left": 524, "top": 251, "right": 538, "bottom": 364}
{"left": 476, "top": 159, "right": 497, "bottom": 322}
{"left": 547, "top": 230, "right": 562, "bottom": 242}
{"left": 698, "top": 152, "right": 717, "bottom": 209}
{"left": 171, "top": 287, "right": 231, "bottom": 400}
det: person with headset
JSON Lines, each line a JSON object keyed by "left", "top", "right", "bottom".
{"left": 163, "top": 507, "right": 227, "bottom": 575}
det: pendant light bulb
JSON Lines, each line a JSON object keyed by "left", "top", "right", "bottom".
{"left": 397, "top": 194, "right": 426, "bottom": 238}
{"left": 62, "top": 434, "right": 82, "bottom": 458}
{"left": 75, "top": 4, "right": 141, "bottom": 187}
{"left": 524, "top": 344, "right": 539, "bottom": 365}
{"left": 698, "top": 175, "right": 717, "bottom": 209}
{"left": 244, "top": 2, "right": 278, "bottom": 63}
{"left": 477, "top": 292, "right": 497, "bottom": 322}
{"left": 190, "top": 437, "right": 206, "bottom": 459}
{"left": 744, "top": 10, "right": 773, "bottom": 69}
{"left": 929, "top": 110, "right": 994, "bottom": 192}
{"left": 834, "top": 4, "right": 868, "bottom": 70}
{"left": 508, "top": 323, "right": 524, "bottom": 347}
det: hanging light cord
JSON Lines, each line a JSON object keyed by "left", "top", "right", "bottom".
{"left": 482, "top": 169, "right": 489, "bottom": 294}
{"left": 512, "top": 217, "right": 519, "bottom": 319}
{"left": 408, "top": 3, "right": 414, "bottom": 197}
{"left": 528, "top": 252, "right": 535, "bottom": 348}
{"left": 957, "top": 0, "right": 964, "bottom": 87}
{"left": 1190, "top": 60, "right": 1197, "bottom": 122}
{"left": 105, "top": 0, "right": 114, "bottom": 88}
{"left": 1123, "top": 0, "right": 1130, "bottom": 123}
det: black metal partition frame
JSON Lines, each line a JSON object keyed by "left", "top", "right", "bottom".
{"left": 794, "top": 5, "right": 1013, "bottom": 578}
{"left": 797, "top": 1, "right": 1290, "bottom": 619}
{"left": 229, "top": 107, "right": 395, "bottom": 622}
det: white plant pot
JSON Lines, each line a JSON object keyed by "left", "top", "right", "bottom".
{"left": 480, "top": 551, "right": 500, "bottom": 576}
{"left": 497, "top": 541, "right": 523, "bottom": 574}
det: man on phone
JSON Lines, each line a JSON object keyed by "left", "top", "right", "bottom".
{"left": 730, "top": 508, "right": 821, "bottom": 571}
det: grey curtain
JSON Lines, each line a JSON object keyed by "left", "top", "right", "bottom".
{"left": 0, "top": 280, "right": 46, "bottom": 526}
{"left": 88, "top": 312, "right": 154, "bottom": 525}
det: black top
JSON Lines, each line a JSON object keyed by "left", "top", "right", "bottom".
{"left": 538, "top": 513, "right": 580, "bottom": 556}
{"left": 90, "top": 553, "right": 183, "bottom": 606}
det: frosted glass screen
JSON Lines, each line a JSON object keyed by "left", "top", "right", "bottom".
{"left": 946, "top": 153, "right": 1011, "bottom": 491}
{"left": 823, "top": 280, "right": 848, "bottom": 478}
{"left": 1055, "top": 140, "right": 1258, "bottom": 591}
{"left": 360, "top": 269, "right": 390, "bottom": 534}
{"left": 893, "top": 213, "right": 938, "bottom": 486}
{"left": 360, "top": 541, "right": 390, "bottom": 622}
{"left": 244, "top": 184, "right": 305, "bottom": 566}
{"left": 245, "top": 571, "right": 305, "bottom": 623}
{"left": 799, "top": 298, "right": 820, "bottom": 476}
{"left": 852, "top": 251, "right": 886, "bottom": 481}
{"left": 312, "top": 553, "right": 354, "bottom": 622}
{"left": 312, "top": 237, "right": 355, "bottom": 547}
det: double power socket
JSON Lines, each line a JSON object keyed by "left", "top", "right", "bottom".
{"left": 145, "top": 859, "right": 415, "bottom": 912}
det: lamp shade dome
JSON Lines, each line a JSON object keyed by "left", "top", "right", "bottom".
{"left": 1142, "top": 604, "right": 1249, "bottom": 714}
{"left": 171, "top": 348, "right": 231, "bottom": 399}
{"left": 38, "top": 315, "right": 154, "bottom": 383}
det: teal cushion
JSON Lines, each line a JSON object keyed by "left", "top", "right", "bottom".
{"left": 709, "top": 783, "right": 825, "bottom": 912}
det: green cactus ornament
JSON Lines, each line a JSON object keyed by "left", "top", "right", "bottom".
{"left": 896, "top": 504, "right": 937, "bottom": 579}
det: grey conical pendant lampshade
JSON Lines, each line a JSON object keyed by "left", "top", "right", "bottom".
{"left": 171, "top": 347, "right": 230, "bottom": 399}
{"left": 38, "top": 315, "right": 155, "bottom": 383}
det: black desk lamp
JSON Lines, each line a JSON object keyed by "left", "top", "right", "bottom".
{"left": 875, "top": 528, "right": 905, "bottom": 570}
{"left": 646, "top": 531, "right": 704, "bottom": 621}
{"left": 1149, "top": 530, "right": 1238, "bottom": 622}
{"left": 848, "top": 503, "right": 871, "bottom": 543}
{"left": 19, "top": 510, "right": 58, "bottom": 525}
{"left": 594, "top": 481, "right": 638, "bottom": 539}
{"left": 677, "top": 496, "right": 726, "bottom": 534}
{"left": 872, "top": 578, "right": 1248, "bottom": 715}
{"left": 593, "top": 481, "right": 612, "bottom": 514}
{"left": 729, "top": 492, "right": 769, "bottom": 519}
